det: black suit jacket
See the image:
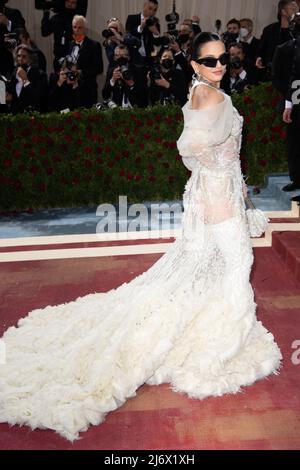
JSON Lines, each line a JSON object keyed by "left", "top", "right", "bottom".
{"left": 7, "top": 65, "right": 48, "bottom": 113}
{"left": 272, "top": 38, "right": 300, "bottom": 102}
{"left": 41, "top": 10, "right": 74, "bottom": 63}
{"left": 69, "top": 37, "right": 103, "bottom": 108}
{"left": 258, "top": 22, "right": 293, "bottom": 67}
{"left": 0, "top": 5, "right": 25, "bottom": 33}
{"left": 126, "top": 13, "right": 163, "bottom": 59}
{"left": 243, "top": 37, "right": 260, "bottom": 62}
{"left": 102, "top": 63, "right": 147, "bottom": 107}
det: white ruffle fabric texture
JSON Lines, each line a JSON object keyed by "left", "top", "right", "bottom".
{"left": 0, "top": 81, "right": 282, "bottom": 442}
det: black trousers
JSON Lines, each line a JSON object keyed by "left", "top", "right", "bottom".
{"left": 287, "top": 105, "right": 300, "bottom": 184}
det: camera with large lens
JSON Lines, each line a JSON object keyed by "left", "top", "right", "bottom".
{"left": 289, "top": 12, "right": 300, "bottom": 38}
{"left": 95, "top": 99, "right": 118, "bottom": 110}
{"left": 150, "top": 63, "right": 162, "bottom": 81}
{"left": 119, "top": 65, "right": 133, "bottom": 81}
{"left": 123, "top": 33, "right": 141, "bottom": 49}
{"left": 58, "top": 55, "right": 78, "bottom": 81}
{"left": 146, "top": 17, "right": 159, "bottom": 28}
{"left": 102, "top": 28, "right": 115, "bottom": 39}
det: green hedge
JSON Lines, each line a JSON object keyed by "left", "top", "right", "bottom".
{"left": 0, "top": 82, "right": 288, "bottom": 213}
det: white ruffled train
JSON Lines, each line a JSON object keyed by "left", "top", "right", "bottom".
{"left": 0, "top": 80, "right": 282, "bottom": 441}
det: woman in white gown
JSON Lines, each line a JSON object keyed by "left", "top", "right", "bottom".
{"left": 0, "top": 33, "right": 282, "bottom": 442}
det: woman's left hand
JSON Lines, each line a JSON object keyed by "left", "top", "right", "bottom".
{"left": 243, "top": 182, "right": 248, "bottom": 199}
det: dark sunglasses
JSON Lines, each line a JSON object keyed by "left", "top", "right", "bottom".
{"left": 195, "top": 52, "right": 230, "bottom": 68}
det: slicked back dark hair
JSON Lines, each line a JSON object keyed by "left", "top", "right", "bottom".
{"left": 191, "top": 32, "right": 222, "bottom": 60}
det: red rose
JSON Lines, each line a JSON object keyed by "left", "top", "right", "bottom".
{"left": 13, "top": 150, "right": 21, "bottom": 159}
{"left": 4, "top": 159, "right": 12, "bottom": 167}
{"left": 260, "top": 136, "right": 269, "bottom": 145}
{"left": 30, "top": 166, "right": 38, "bottom": 174}
{"left": 72, "top": 111, "right": 82, "bottom": 120}
{"left": 280, "top": 130, "right": 287, "bottom": 140}
{"left": 85, "top": 159, "right": 92, "bottom": 168}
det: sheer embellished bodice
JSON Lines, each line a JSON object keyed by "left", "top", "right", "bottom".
{"left": 0, "top": 79, "right": 282, "bottom": 442}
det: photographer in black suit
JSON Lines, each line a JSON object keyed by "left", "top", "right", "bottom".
{"left": 0, "top": 0, "right": 25, "bottom": 40}
{"left": 102, "top": 45, "right": 147, "bottom": 108}
{"left": 41, "top": 0, "right": 86, "bottom": 71}
{"left": 68, "top": 15, "right": 103, "bottom": 108}
{"left": 272, "top": 13, "right": 300, "bottom": 199}
{"left": 48, "top": 57, "right": 80, "bottom": 112}
{"left": 256, "top": 0, "right": 298, "bottom": 77}
{"left": 148, "top": 49, "right": 188, "bottom": 106}
{"left": 125, "top": 0, "right": 163, "bottom": 66}
{"left": 6, "top": 45, "right": 48, "bottom": 113}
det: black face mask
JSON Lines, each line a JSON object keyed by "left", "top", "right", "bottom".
{"left": 230, "top": 57, "right": 243, "bottom": 69}
{"left": 115, "top": 57, "right": 129, "bottom": 67}
{"left": 161, "top": 59, "right": 174, "bottom": 69}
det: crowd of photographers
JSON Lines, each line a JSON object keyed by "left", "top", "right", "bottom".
{"left": 0, "top": 0, "right": 300, "bottom": 115}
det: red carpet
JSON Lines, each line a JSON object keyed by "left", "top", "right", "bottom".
{"left": 0, "top": 245, "right": 300, "bottom": 450}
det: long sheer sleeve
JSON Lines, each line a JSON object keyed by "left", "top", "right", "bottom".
{"left": 177, "top": 84, "right": 234, "bottom": 172}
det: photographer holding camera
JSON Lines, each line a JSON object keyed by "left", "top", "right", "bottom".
{"left": 0, "top": 0, "right": 25, "bottom": 40}
{"left": 102, "top": 17, "right": 142, "bottom": 67}
{"left": 5, "top": 44, "right": 48, "bottom": 113}
{"left": 125, "top": 0, "right": 163, "bottom": 66}
{"left": 48, "top": 56, "right": 80, "bottom": 111}
{"left": 67, "top": 15, "right": 103, "bottom": 108}
{"left": 228, "top": 42, "right": 252, "bottom": 93}
{"left": 164, "top": 23, "right": 195, "bottom": 84}
{"left": 102, "top": 44, "right": 147, "bottom": 108}
{"left": 41, "top": 0, "right": 84, "bottom": 71}
{"left": 148, "top": 49, "right": 188, "bottom": 106}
